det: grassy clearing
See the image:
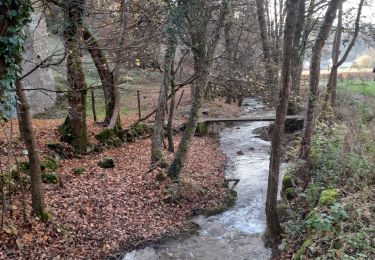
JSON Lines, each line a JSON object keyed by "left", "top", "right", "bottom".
{"left": 338, "top": 79, "right": 375, "bottom": 98}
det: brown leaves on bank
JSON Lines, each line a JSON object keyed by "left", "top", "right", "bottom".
{"left": 0, "top": 120, "right": 228, "bottom": 259}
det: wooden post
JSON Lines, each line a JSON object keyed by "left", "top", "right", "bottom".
{"left": 137, "top": 90, "right": 141, "bottom": 120}
{"left": 91, "top": 87, "right": 97, "bottom": 122}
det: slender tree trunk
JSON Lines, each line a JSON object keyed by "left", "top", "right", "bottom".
{"left": 323, "top": 4, "right": 342, "bottom": 116}
{"left": 224, "top": 1, "right": 234, "bottom": 104}
{"left": 325, "top": 0, "right": 364, "bottom": 110}
{"left": 16, "top": 80, "right": 47, "bottom": 219}
{"left": 83, "top": 27, "right": 115, "bottom": 126}
{"left": 290, "top": 0, "right": 306, "bottom": 96}
{"left": 299, "top": 0, "right": 341, "bottom": 163}
{"left": 167, "top": 61, "right": 177, "bottom": 153}
{"left": 151, "top": 19, "right": 177, "bottom": 165}
{"left": 60, "top": 1, "right": 88, "bottom": 154}
{"left": 266, "top": 0, "right": 299, "bottom": 252}
{"left": 256, "top": 0, "right": 276, "bottom": 101}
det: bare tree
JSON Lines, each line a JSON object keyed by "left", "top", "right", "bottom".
{"left": 265, "top": 0, "right": 299, "bottom": 252}
{"left": 151, "top": 2, "right": 178, "bottom": 166}
{"left": 299, "top": 0, "right": 341, "bottom": 169}
{"left": 168, "top": 0, "right": 230, "bottom": 179}
{"left": 324, "top": 0, "right": 364, "bottom": 111}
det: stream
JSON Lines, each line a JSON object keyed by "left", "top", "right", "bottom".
{"left": 123, "top": 99, "right": 274, "bottom": 260}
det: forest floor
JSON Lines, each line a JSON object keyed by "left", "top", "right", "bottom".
{"left": 0, "top": 87, "right": 241, "bottom": 258}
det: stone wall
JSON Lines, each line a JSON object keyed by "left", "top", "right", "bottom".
{"left": 21, "top": 11, "right": 56, "bottom": 116}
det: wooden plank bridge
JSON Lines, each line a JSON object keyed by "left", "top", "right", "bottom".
{"left": 200, "top": 115, "right": 305, "bottom": 124}
{"left": 197, "top": 115, "right": 305, "bottom": 136}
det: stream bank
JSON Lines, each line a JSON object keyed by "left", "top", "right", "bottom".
{"left": 123, "top": 99, "right": 275, "bottom": 260}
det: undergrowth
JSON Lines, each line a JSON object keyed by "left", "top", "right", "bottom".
{"left": 279, "top": 95, "right": 375, "bottom": 259}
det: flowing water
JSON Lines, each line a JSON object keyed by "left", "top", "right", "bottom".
{"left": 123, "top": 99, "right": 274, "bottom": 260}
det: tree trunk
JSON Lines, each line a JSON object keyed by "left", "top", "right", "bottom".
{"left": 16, "top": 80, "right": 47, "bottom": 219}
{"left": 266, "top": 0, "right": 299, "bottom": 252}
{"left": 83, "top": 27, "right": 115, "bottom": 126}
{"left": 60, "top": 1, "right": 88, "bottom": 154}
{"left": 167, "top": 60, "right": 177, "bottom": 153}
{"left": 256, "top": 0, "right": 276, "bottom": 101}
{"left": 299, "top": 0, "right": 341, "bottom": 163}
{"left": 325, "top": 0, "right": 364, "bottom": 110}
{"left": 290, "top": 0, "right": 306, "bottom": 96}
{"left": 224, "top": 1, "right": 234, "bottom": 104}
{"left": 151, "top": 18, "right": 177, "bottom": 165}
{"left": 323, "top": 4, "right": 342, "bottom": 116}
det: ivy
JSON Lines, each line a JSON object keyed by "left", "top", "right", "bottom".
{"left": 0, "top": 0, "right": 33, "bottom": 121}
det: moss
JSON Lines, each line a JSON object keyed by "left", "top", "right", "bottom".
{"left": 124, "top": 123, "right": 150, "bottom": 142}
{"left": 284, "top": 187, "right": 297, "bottom": 200}
{"left": 18, "top": 161, "right": 30, "bottom": 172}
{"left": 40, "top": 210, "right": 50, "bottom": 222}
{"left": 282, "top": 174, "right": 294, "bottom": 193}
{"left": 46, "top": 141, "right": 62, "bottom": 150}
{"left": 59, "top": 117, "right": 74, "bottom": 144}
{"left": 196, "top": 122, "right": 208, "bottom": 137}
{"left": 95, "top": 129, "right": 113, "bottom": 143}
{"left": 42, "top": 156, "right": 58, "bottom": 171}
{"left": 294, "top": 235, "right": 313, "bottom": 260}
{"left": 73, "top": 167, "right": 85, "bottom": 176}
{"left": 41, "top": 172, "right": 59, "bottom": 184}
{"left": 98, "top": 158, "right": 115, "bottom": 169}
{"left": 318, "top": 189, "right": 339, "bottom": 207}
{"left": 153, "top": 149, "right": 168, "bottom": 169}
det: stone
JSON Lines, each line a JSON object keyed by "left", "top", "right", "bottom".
{"left": 236, "top": 150, "right": 245, "bottom": 155}
{"left": 98, "top": 158, "right": 115, "bottom": 169}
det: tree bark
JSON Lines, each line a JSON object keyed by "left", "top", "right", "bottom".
{"left": 299, "top": 0, "right": 341, "bottom": 163}
{"left": 323, "top": 4, "right": 343, "bottom": 116}
{"left": 290, "top": 0, "right": 306, "bottom": 96}
{"left": 83, "top": 27, "right": 115, "bottom": 126}
{"left": 60, "top": 0, "right": 88, "bottom": 154}
{"left": 151, "top": 6, "right": 178, "bottom": 165}
{"left": 256, "top": 0, "right": 276, "bottom": 101}
{"left": 224, "top": 1, "right": 234, "bottom": 104}
{"left": 266, "top": 0, "right": 299, "bottom": 252}
{"left": 16, "top": 80, "right": 47, "bottom": 219}
{"left": 167, "top": 60, "right": 177, "bottom": 153}
{"left": 325, "top": 0, "right": 364, "bottom": 110}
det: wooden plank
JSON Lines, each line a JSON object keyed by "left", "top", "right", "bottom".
{"left": 201, "top": 115, "right": 304, "bottom": 123}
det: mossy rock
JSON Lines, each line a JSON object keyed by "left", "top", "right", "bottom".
{"left": 95, "top": 129, "right": 114, "bottom": 143}
{"left": 123, "top": 123, "right": 151, "bottom": 142}
{"left": 72, "top": 167, "right": 85, "bottom": 176}
{"left": 46, "top": 141, "right": 62, "bottom": 150}
{"left": 98, "top": 158, "right": 115, "bottom": 169}
{"left": 318, "top": 189, "right": 339, "bottom": 207}
{"left": 293, "top": 235, "right": 313, "bottom": 260}
{"left": 41, "top": 172, "right": 59, "bottom": 184}
{"left": 282, "top": 174, "right": 294, "bottom": 193}
{"left": 283, "top": 187, "right": 297, "bottom": 200}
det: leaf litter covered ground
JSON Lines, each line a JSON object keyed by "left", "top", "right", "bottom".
{"left": 1, "top": 97, "right": 240, "bottom": 259}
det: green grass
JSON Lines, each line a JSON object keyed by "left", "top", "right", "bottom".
{"left": 337, "top": 80, "right": 375, "bottom": 97}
